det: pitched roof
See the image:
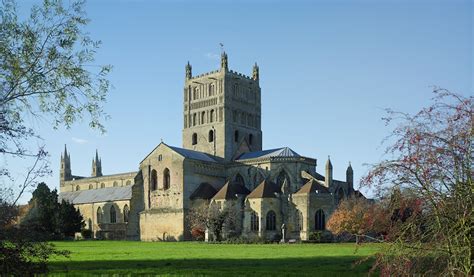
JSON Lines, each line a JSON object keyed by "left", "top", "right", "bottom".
{"left": 141, "top": 142, "right": 221, "bottom": 164}
{"left": 190, "top": 183, "right": 218, "bottom": 200}
{"left": 247, "top": 179, "right": 281, "bottom": 199}
{"left": 58, "top": 185, "right": 133, "bottom": 204}
{"left": 212, "top": 181, "right": 250, "bottom": 200}
{"left": 168, "top": 146, "right": 219, "bottom": 163}
{"left": 295, "top": 179, "right": 329, "bottom": 194}
{"left": 236, "top": 147, "right": 300, "bottom": 160}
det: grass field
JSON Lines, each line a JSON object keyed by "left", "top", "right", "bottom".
{"left": 48, "top": 241, "right": 379, "bottom": 276}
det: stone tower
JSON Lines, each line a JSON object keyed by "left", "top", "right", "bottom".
{"left": 60, "top": 145, "right": 72, "bottom": 186}
{"left": 91, "top": 150, "right": 102, "bottom": 177}
{"left": 182, "top": 52, "right": 262, "bottom": 160}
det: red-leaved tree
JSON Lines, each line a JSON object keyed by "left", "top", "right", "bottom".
{"left": 361, "top": 88, "right": 472, "bottom": 276}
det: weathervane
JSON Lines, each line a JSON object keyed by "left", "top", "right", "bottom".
{"left": 219, "top": 43, "right": 224, "bottom": 54}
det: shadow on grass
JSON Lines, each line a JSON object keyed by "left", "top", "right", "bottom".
{"left": 48, "top": 256, "right": 375, "bottom": 276}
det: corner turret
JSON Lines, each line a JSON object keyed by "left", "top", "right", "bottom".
{"left": 325, "top": 156, "right": 333, "bottom": 187}
{"left": 346, "top": 162, "right": 353, "bottom": 190}
{"left": 185, "top": 61, "right": 192, "bottom": 80}
{"left": 220, "top": 51, "right": 228, "bottom": 71}
{"left": 252, "top": 62, "right": 259, "bottom": 81}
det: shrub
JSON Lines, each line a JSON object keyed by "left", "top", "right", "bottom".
{"left": 191, "top": 227, "right": 205, "bottom": 241}
{"left": 81, "top": 229, "right": 93, "bottom": 239}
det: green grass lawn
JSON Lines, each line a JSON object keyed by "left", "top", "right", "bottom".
{"left": 48, "top": 241, "right": 379, "bottom": 276}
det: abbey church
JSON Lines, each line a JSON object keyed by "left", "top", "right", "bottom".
{"left": 59, "top": 53, "right": 363, "bottom": 241}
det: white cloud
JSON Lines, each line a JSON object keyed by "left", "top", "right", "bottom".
{"left": 205, "top": 52, "right": 220, "bottom": 60}
{"left": 72, "top": 137, "right": 88, "bottom": 145}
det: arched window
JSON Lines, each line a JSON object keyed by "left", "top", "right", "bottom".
{"left": 192, "top": 113, "right": 196, "bottom": 126}
{"left": 277, "top": 170, "right": 290, "bottom": 189}
{"left": 249, "top": 134, "right": 253, "bottom": 145}
{"left": 158, "top": 154, "right": 162, "bottom": 161}
{"left": 151, "top": 169, "right": 158, "bottom": 191}
{"left": 110, "top": 206, "right": 116, "bottom": 223}
{"left": 250, "top": 211, "right": 259, "bottom": 231}
{"left": 123, "top": 205, "right": 130, "bottom": 223}
{"left": 201, "top": 111, "right": 205, "bottom": 124}
{"left": 76, "top": 185, "right": 80, "bottom": 191}
{"left": 192, "top": 133, "right": 197, "bottom": 145}
{"left": 88, "top": 218, "right": 93, "bottom": 230}
{"left": 96, "top": 207, "right": 102, "bottom": 224}
{"left": 233, "top": 83, "right": 238, "bottom": 96}
{"left": 101, "top": 183, "right": 105, "bottom": 188}
{"left": 113, "top": 181, "right": 118, "bottom": 187}
{"left": 209, "top": 84, "right": 215, "bottom": 96}
{"left": 315, "top": 209, "right": 326, "bottom": 230}
{"left": 163, "top": 168, "right": 170, "bottom": 190}
{"left": 210, "top": 109, "right": 215, "bottom": 123}
{"left": 208, "top": 130, "right": 214, "bottom": 142}
{"left": 89, "top": 184, "right": 93, "bottom": 190}
{"left": 296, "top": 210, "right": 303, "bottom": 231}
{"left": 126, "top": 180, "right": 132, "bottom": 186}
{"left": 234, "top": 130, "right": 239, "bottom": 142}
{"left": 193, "top": 87, "right": 197, "bottom": 100}
{"left": 266, "top": 210, "right": 276, "bottom": 231}
{"left": 234, "top": 173, "right": 245, "bottom": 187}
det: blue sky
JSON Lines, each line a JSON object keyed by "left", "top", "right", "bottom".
{"left": 6, "top": 0, "right": 472, "bottom": 203}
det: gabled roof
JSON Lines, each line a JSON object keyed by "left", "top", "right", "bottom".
{"left": 141, "top": 142, "right": 220, "bottom": 164}
{"left": 58, "top": 185, "right": 133, "bottom": 204}
{"left": 247, "top": 179, "right": 281, "bottom": 199}
{"left": 236, "top": 147, "right": 300, "bottom": 160}
{"left": 190, "top": 183, "right": 218, "bottom": 200}
{"left": 168, "top": 145, "right": 219, "bottom": 163}
{"left": 295, "top": 179, "right": 329, "bottom": 194}
{"left": 212, "top": 181, "right": 250, "bottom": 200}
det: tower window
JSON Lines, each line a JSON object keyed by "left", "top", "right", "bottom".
{"left": 234, "top": 130, "right": 239, "bottom": 142}
{"left": 210, "top": 109, "right": 215, "bottom": 123}
{"left": 192, "top": 113, "right": 196, "bottom": 126}
{"left": 208, "top": 130, "right": 214, "bottom": 142}
{"left": 192, "top": 133, "right": 197, "bottom": 145}
{"left": 249, "top": 134, "right": 253, "bottom": 145}
{"left": 201, "top": 111, "right": 205, "bottom": 124}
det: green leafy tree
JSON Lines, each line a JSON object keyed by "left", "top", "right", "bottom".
{"left": 0, "top": 0, "right": 110, "bottom": 274}
{"left": 58, "top": 199, "right": 84, "bottom": 237}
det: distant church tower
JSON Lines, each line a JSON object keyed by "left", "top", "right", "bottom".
{"left": 182, "top": 52, "right": 263, "bottom": 160}
{"left": 60, "top": 145, "right": 72, "bottom": 186}
{"left": 91, "top": 150, "right": 102, "bottom": 177}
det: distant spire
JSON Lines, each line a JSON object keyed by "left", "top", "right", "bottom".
{"left": 64, "top": 144, "right": 68, "bottom": 158}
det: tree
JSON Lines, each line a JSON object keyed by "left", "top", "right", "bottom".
{"left": 20, "top": 182, "right": 84, "bottom": 239}
{"left": 1, "top": 0, "right": 111, "bottom": 202}
{"left": 187, "top": 202, "right": 240, "bottom": 242}
{"left": 361, "top": 88, "right": 472, "bottom": 275}
{"left": 57, "top": 199, "right": 84, "bottom": 237}
{"left": 0, "top": 0, "right": 110, "bottom": 274}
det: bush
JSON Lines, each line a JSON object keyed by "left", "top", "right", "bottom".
{"left": 81, "top": 229, "right": 93, "bottom": 239}
{"left": 308, "top": 231, "right": 333, "bottom": 243}
{"left": 191, "top": 227, "right": 205, "bottom": 241}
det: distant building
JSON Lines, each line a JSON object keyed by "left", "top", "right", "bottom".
{"left": 59, "top": 53, "right": 363, "bottom": 241}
